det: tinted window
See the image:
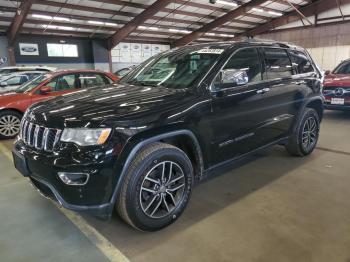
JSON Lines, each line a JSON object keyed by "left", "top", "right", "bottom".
{"left": 46, "top": 78, "right": 58, "bottom": 90}
{"left": 115, "top": 68, "right": 132, "bottom": 77}
{"left": 6, "top": 75, "right": 27, "bottom": 85}
{"left": 46, "top": 74, "right": 79, "bottom": 91}
{"left": 223, "top": 48, "right": 262, "bottom": 83}
{"left": 15, "top": 74, "right": 51, "bottom": 93}
{"left": 80, "top": 73, "right": 109, "bottom": 88}
{"left": 289, "top": 50, "right": 314, "bottom": 74}
{"left": 264, "top": 48, "right": 292, "bottom": 79}
{"left": 333, "top": 61, "right": 350, "bottom": 74}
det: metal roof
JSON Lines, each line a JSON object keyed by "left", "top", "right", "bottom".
{"left": 0, "top": 0, "right": 349, "bottom": 46}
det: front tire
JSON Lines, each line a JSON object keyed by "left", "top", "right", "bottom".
{"left": 117, "top": 142, "right": 193, "bottom": 231}
{"left": 285, "top": 108, "right": 320, "bottom": 156}
{"left": 0, "top": 110, "right": 22, "bottom": 139}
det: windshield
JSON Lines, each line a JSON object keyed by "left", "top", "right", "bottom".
{"left": 121, "top": 46, "right": 227, "bottom": 89}
{"left": 333, "top": 61, "right": 350, "bottom": 74}
{"left": 15, "top": 74, "right": 51, "bottom": 93}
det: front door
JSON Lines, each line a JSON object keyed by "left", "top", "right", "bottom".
{"left": 208, "top": 47, "right": 271, "bottom": 165}
{"left": 31, "top": 73, "right": 81, "bottom": 104}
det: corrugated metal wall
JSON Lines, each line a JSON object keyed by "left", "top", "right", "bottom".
{"left": 258, "top": 22, "right": 350, "bottom": 71}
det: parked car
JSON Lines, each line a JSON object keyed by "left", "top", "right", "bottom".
{"left": 0, "top": 66, "right": 56, "bottom": 79}
{"left": 13, "top": 41, "right": 323, "bottom": 231}
{"left": 0, "top": 69, "right": 118, "bottom": 139}
{"left": 0, "top": 71, "right": 43, "bottom": 93}
{"left": 323, "top": 59, "right": 350, "bottom": 110}
{"left": 114, "top": 66, "right": 135, "bottom": 78}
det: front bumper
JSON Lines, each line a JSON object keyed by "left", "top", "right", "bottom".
{"left": 13, "top": 139, "right": 120, "bottom": 219}
{"left": 28, "top": 176, "right": 114, "bottom": 219}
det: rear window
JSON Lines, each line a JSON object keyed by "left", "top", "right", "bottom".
{"left": 289, "top": 50, "right": 314, "bottom": 74}
{"left": 80, "top": 73, "right": 111, "bottom": 88}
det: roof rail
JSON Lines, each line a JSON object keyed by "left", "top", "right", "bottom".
{"left": 243, "top": 37, "right": 298, "bottom": 48}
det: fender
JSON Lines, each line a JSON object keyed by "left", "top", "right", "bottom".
{"left": 290, "top": 96, "right": 324, "bottom": 135}
{"left": 109, "top": 129, "right": 204, "bottom": 206}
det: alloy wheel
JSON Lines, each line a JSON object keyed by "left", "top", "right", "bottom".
{"left": 139, "top": 161, "right": 186, "bottom": 219}
{"left": 301, "top": 116, "right": 318, "bottom": 151}
{"left": 0, "top": 115, "right": 21, "bottom": 137}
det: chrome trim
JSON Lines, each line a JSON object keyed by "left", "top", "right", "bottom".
{"left": 43, "top": 128, "right": 50, "bottom": 151}
{"left": 23, "top": 120, "right": 29, "bottom": 143}
{"left": 19, "top": 119, "right": 61, "bottom": 152}
{"left": 19, "top": 119, "right": 24, "bottom": 139}
{"left": 53, "top": 130, "right": 62, "bottom": 149}
{"left": 57, "top": 172, "right": 90, "bottom": 186}
{"left": 34, "top": 125, "right": 40, "bottom": 149}
{"left": 28, "top": 123, "right": 33, "bottom": 146}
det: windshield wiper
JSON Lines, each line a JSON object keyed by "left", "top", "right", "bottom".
{"left": 128, "top": 80, "right": 159, "bottom": 87}
{"left": 140, "top": 82, "right": 159, "bottom": 87}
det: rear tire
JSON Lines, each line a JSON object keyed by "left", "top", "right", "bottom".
{"left": 285, "top": 108, "right": 320, "bottom": 157}
{"left": 117, "top": 142, "right": 193, "bottom": 232}
{"left": 0, "top": 110, "right": 22, "bottom": 139}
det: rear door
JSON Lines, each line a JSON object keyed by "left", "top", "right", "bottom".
{"left": 288, "top": 49, "right": 322, "bottom": 104}
{"left": 258, "top": 47, "right": 301, "bottom": 142}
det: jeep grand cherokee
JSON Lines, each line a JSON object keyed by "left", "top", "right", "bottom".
{"left": 13, "top": 41, "right": 323, "bottom": 231}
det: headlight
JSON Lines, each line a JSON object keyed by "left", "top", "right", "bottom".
{"left": 61, "top": 128, "right": 111, "bottom": 146}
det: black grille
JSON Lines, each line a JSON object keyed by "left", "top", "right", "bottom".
{"left": 20, "top": 119, "right": 62, "bottom": 152}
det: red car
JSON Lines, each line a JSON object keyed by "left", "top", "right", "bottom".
{"left": 323, "top": 60, "right": 350, "bottom": 111}
{"left": 0, "top": 69, "right": 118, "bottom": 139}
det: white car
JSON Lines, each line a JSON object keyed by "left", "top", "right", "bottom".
{"left": 0, "top": 66, "right": 56, "bottom": 79}
{"left": 0, "top": 71, "right": 43, "bottom": 92}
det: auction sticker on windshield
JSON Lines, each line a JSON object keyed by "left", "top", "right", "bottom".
{"left": 193, "top": 49, "right": 225, "bottom": 54}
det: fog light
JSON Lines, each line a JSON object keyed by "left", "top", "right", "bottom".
{"left": 58, "top": 172, "right": 89, "bottom": 186}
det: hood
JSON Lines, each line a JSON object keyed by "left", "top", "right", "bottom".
{"left": 29, "top": 83, "right": 192, "bottom": 128}
{"left": 324, "top": 74, "right": 350, "bottom": 87}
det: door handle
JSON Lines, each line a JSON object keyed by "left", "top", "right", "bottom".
{"left": 256, "top": 87, "right": 270, "bottom": 94}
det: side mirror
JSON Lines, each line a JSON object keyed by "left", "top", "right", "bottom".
{"left": 325, "top": 70, "right": 331, "bottom": 75}
{"left": 0, "top": 81, "right": 7, "bottom": 87}
{"left": 221, "top": 69, "right": 249, "bottom": 86}
{"left": 40, "top": 86, "right": 52, "bottom": 94}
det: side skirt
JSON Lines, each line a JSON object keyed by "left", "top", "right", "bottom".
{"left": 200, "top": 137, "right": 289, "bottom": 182}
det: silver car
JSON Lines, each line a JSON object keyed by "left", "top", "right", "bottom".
{"left": 0, "top": 71, "right": 43, "bottom": 92}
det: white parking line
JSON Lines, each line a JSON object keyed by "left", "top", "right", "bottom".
{"left": 0, "top": 142, "right": 130, "bottom": 262}
{"left": 58, "top": 207, "right": 130, "bottom": 262}
{"left": 0, "top": 142, "right": 13, "bottom": 160}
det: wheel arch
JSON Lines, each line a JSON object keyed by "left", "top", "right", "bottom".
{"left": 0, "top": 108, "right": 24, "bottom": 116}
{"left": 305, "top": 98, "right": 323, "bottom": 121}
{"left": 291, "top": 97, "right": 323, "bottom": 135}
{"left": 110, "top": 129, "right": 204, "bottom": 206}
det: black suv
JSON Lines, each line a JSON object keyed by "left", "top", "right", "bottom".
{"left": 13, "top": 41, "right": 323, "bottom": 231}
